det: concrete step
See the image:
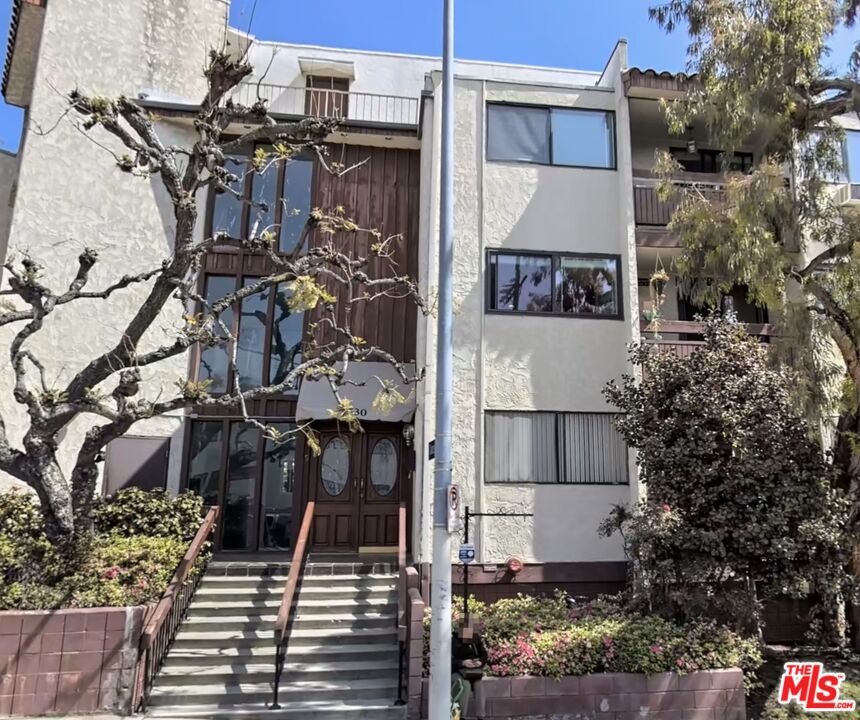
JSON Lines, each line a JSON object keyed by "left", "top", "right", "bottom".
{"left": 188, "top": 597, "right": 396, "bottom": 616}
{"left": 145, "top": 698, "right": 406, "bottom": 719}
{"left": 179, "top": 612, "right": 394, "bottom": 632}
{"left": 193, "top": 584, "right": 397, "bottom": 604}
{"left": 148, "top": 678, "right": 398, "bottom": 707}
{"left": 172, "top": 626, "right": 397, "bottom": 649}
{"left": 163, "top": 643, "right": 399, "bottom": 666}
{"left": 156, "top": 658, "right": 399, "bottom": 683}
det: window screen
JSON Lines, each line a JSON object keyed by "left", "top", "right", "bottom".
{"left": 487, "top": 104, "right": 550, "bottom": 164}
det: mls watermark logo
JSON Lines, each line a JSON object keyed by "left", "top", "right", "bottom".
{"left": 777, "top": 662, "right": 856, "bottom": 712}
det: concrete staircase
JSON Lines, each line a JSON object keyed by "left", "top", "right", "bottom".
{"left": 145, "top": 558, "right": 405, "bottom": 719}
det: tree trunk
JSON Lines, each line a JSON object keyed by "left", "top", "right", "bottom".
{"left": 20, "top": 438, "right": 76, "bottom": 542}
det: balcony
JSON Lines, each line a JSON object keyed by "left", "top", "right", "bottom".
{"left": 640, "top": 320, "right": 774, "bottom": 357}
{"left": 231, "top": 82, "right": 421, "bottom": 129}
{"left": 633, "top": 171, "right": 726, "bottom": 247}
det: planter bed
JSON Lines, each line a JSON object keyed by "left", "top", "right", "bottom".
{"left": 420, "top": 669, "right": 746, "bottom": 720}
{"left": 0, "top": 606, "right": 146, "bottom": 716}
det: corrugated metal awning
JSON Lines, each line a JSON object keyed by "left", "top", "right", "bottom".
{"left": 296, "top": 362, "right": 416, "bottom": 423}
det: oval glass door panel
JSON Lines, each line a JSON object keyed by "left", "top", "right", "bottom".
{"left": 321, "top": 437, "right": 349, "bottom": 496}
{"left": 370, "top": 438, "right": 397, "bottom": 496}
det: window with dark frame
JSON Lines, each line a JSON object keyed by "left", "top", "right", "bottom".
{"left": 487, "top": 250, "right": 622, "bottom": 319}
{"left": 486, "top": 103, "right": 616, "bottom": 169}
{"left": 305, "top": 75, "right": 350, "bottom": 119}
{"left": 208, "top": 149, "right": 314, "bottom": 255}
{"left": 196, "top": 275, "right": 304, "bottom": 395}
{"left": 185, "top": 419, "right": 297, "bottom": 551}
{"left": 485, "top": 411, "right": 628, "bottom": 485}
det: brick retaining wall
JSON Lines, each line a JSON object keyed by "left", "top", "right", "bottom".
{"left": 0, "top": 606, "right": 146, "bottom": 716}
{"left": 420, "top": 669, "right": 746, "bottom": 720}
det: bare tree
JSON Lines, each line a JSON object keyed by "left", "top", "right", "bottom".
{"left": 0, "top": 49, "right": 426, "bottom": 542}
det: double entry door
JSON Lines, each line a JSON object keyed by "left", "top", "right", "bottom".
{"left": 308, "top": 428, "right": 406, "bottom": 552}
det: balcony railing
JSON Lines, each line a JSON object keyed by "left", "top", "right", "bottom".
{"left": 633, "top": 171, "right": 726, "bottom": 226}
{"left": 643, "top": 339, "right": 705, "bottom": 358}
{"left": 232, "top": 82, "right": 420, "bottom": 128}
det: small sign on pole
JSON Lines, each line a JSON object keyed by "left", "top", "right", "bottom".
{"left": 446, "top": 485, "right": 462, "bottom": 533}
{"left": 458, "top": 543, "right": 475, "bottom": 564}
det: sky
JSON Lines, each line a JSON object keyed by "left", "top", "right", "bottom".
{"left": 0, "top": 0, "right": 855, "bottom": 152}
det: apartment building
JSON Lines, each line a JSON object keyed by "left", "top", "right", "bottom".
{"left": 2, "top": 0, "right": 860, "bottom": 595}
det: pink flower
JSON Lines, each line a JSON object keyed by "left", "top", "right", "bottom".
{"left": 103, "top": 567, "right": 119, "bottom": 580}
{"left": 650, "top": 645, "right": 663, "bottom": 654}
{"left": 661, "top": 503, "right": 671, "bottom": 512}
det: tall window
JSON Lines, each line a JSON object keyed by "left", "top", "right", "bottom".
{"left": 184, "top": 419, "right": 298, "bottom": 551}
{"left": 486, "top": 103, "right": 616, "bottom": 169}
{"left": 487, "top": 251, "right": 622, "bottom": 319}
{"left": 485, "top": 411, "right": 628, "bottom": 485}
{"left": 197, "top": 276, "right": 304, "bottom": 394}
{"left": 208, "top": 150, "right": 314, "bottom": 255}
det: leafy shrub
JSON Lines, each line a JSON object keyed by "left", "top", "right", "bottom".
{"left": 93, "top": 488, "right": 204, "bottom": 540}
{"left": 1, "top": 535, "right": 187, "bottom": 609}
{"left": 602, "top": 317, "right": 853, "bottom": 638}
{"left": 430, "top": 592, "right": 763, "bottom": 689}
{"left": 0, "top": 488, "right": 204, "bottom": 610}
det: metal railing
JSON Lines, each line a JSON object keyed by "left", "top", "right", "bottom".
{"left": 134, "top": 506, "right": 220, "bottom": 711}
{"left": 633, "top": 172, "right": 726, "bottom": 226}
{"left": 232, "top": 82, "right": 420, "bottom": 127}
{"left": 395, "top": 502, "right": 408, "bottom": 706}
{"left": 272, "top": 501, "right": 315, "bottom": 709}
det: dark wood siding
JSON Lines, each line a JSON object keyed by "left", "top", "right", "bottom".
{"left": 201, "top": 143, "right": 420, "bottom": 366}
{"left": 307, "top": 144, "right": 420, "bottom": 363}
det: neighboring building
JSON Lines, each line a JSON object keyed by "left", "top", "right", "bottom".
{"left": 1, "top": 0, "right": 857, "bottom": 595}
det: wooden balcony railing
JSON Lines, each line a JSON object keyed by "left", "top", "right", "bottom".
{"left": 272, "top": 501, "right": 315, "bottom": 709}
{"left": 633, "top": 171, "right": 727, "bottom": 226}
{"left": 232, "top": 82, "right": 420, "bottom": 127}
{"left": 134, "top": 506, "right": 219, "bottom": 711}
{"left": 643, "top": 339, "right": 706, "bottom": 358}
{"left": 642, "top": 320, "right": 774, "bottom": 358}
{"left": 640, "top": 319, "right": 775, "bottom": 337}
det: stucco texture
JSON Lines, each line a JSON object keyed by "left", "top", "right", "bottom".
{"left": 414, "top": 72, "right": 637, "bottom": 564}
{"left": 0, "top": 0, "right": 228, "bottom": 492}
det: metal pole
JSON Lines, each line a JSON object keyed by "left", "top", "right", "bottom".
{"left": 464, "top": 506, "right": 470, "bottom": 628}
{"left": 428, "top": 0, "right": 455, "bottom": 717}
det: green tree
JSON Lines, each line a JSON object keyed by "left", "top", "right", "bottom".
{"left": 647, "top": 0, "right": 860, "bottom": 504}
{"left": 602, "top": 317, "right": 853, "bottom": 641}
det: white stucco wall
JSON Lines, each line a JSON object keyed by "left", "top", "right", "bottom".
{"left": 0, "top": 0, "right": 229, "bottom": 493}
{"left": 415, "top": 41, "right": 639, "bottom": 564}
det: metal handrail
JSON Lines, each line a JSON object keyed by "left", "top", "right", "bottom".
{"left": 271, "top": 501, "right": 315, "bottom": 709}
{"left": 395, "top": 502, "right": 408, "bottom": 705}
{"left": 133, "top": 506, "right": 220, "bottom": 711}
{"left": 232, "top": 82, "right": 420, "bottom": 127}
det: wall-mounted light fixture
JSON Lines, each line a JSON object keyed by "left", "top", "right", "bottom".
{"left": 402, "top": 424, "right": 415, "bottom": 447}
